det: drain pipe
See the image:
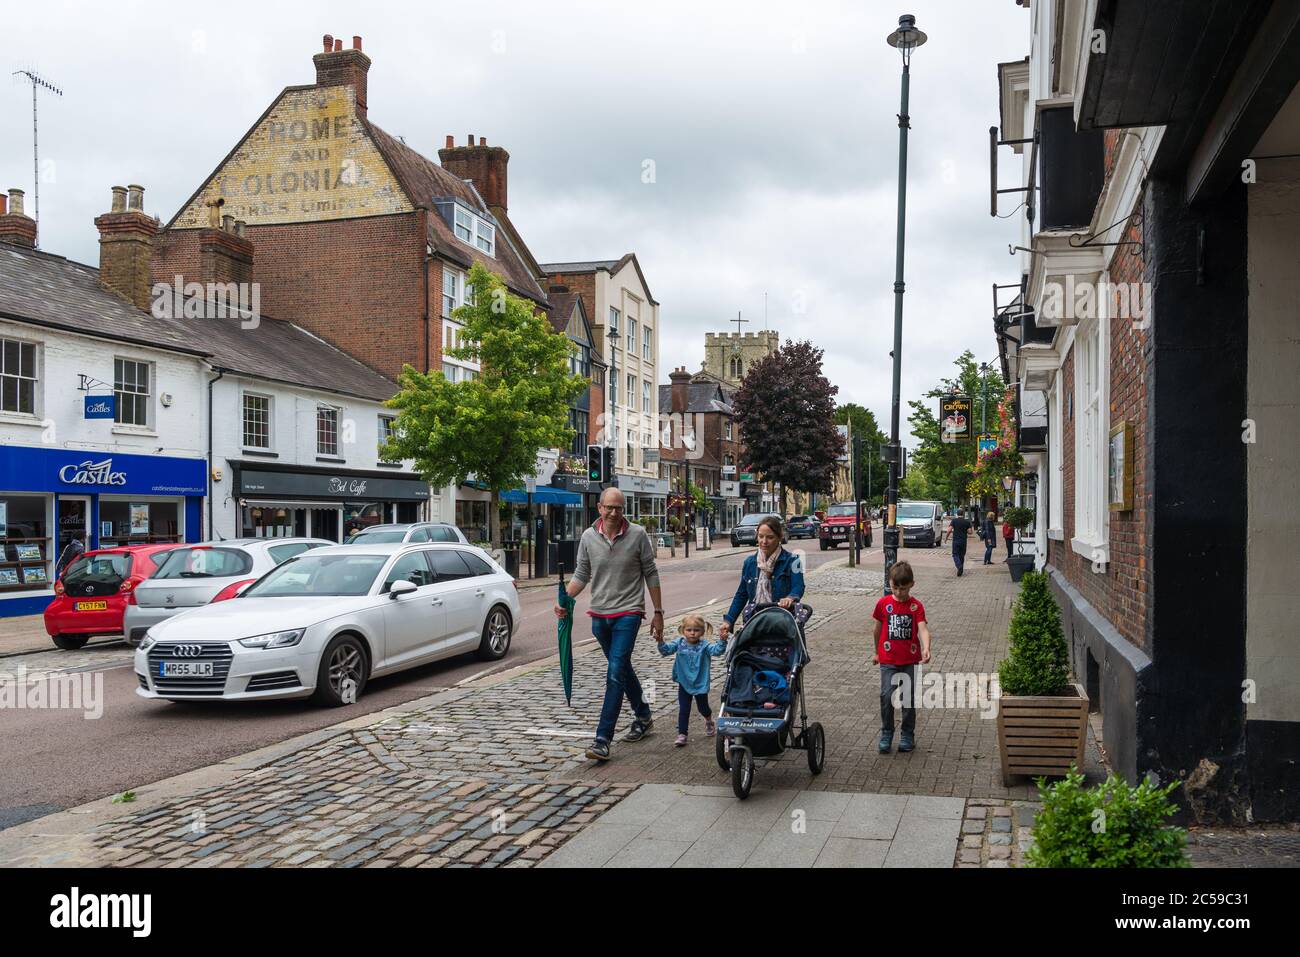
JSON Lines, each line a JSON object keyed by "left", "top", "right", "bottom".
{"left": 207, "top": 367, "right": 226, "bottom": 540}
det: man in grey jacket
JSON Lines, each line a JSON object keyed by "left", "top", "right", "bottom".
{"left": 554, "top": 487, "right": 664, "bottom": 761}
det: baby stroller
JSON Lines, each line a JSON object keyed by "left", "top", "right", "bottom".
{"left": 715, "top": 602, "right": 825, "bottom": 798}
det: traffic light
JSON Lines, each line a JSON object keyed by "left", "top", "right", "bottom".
{"left": 603, "top": 446, "right": 616, "bottom": 483}
{"left": 587, "top": 444, "right": 603, "bottom": 483}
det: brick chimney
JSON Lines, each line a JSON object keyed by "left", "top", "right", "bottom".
{"left": 439, "top": 135, "right": 510, "bottom": 214}
{"left": 197, "top": 200, "right": 254, "bottom": 286}
{"left": 314, "top": 33, "right": 371, "bottom": 118}
{"left": 95, "top": 184, "right": 159, "bottom": 310}
{"left": 670, "top": 366, "right": 692, "bottom": 416}
{"left": 0, "top": 189, "right": 37, "bottom": 248}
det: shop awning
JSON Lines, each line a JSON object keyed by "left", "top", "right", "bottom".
{"left": 499, "top": 486, "right": 582, "bottom": 506}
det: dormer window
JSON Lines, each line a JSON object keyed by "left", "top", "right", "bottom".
{"left": 453, "top": 204, "right": 495, "bottom": 256}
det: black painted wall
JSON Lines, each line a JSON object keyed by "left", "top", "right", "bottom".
{"left": 1143, "top": 177, "right": 1251, "bottom": 823}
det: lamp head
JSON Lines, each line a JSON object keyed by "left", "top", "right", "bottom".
{"left": 887, "top": 14, "right": 927, "bottom": 63}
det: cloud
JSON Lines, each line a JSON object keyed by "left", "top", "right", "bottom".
{"left": 5, "top": 0, "right": 1029, "bottom": 443}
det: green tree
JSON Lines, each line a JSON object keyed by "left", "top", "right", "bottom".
{"left": 833, "top": 403, "right": 888, "bottom": 504}
{"left": 905, "top": 350, "right": 1005, "bottom": 508}
{"left": 381, "top": 263, "right": 587, "bottom": 547}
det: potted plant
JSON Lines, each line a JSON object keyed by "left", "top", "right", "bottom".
{"left": 1003, "top": 505, "right": 1036, "bottom": 581}
{"left": 1024, "top": 769, "right": 1189, "bottom": 868}
{"left": 996, "top": 570, "right": 1088, "bottom": 786}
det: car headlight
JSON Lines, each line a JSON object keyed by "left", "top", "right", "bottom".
{"left": 238, "top": 629, "right": 305, "bottom": 650}
{"left": 139, "top": 629, "right": 157, "bottom": 652}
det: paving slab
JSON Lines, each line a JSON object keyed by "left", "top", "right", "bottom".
{"left": 537, "top": 823, "right": 645, "bottom": 869}
{"left": 743, "top": 818, "right": 835, "bottom": 868}
{"left": 814, "top": 837, "right": 892, "bottom": 868}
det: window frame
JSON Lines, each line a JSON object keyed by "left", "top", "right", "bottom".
{"left": 442, "top": 267, "right": 462, "bottom": 318}
{"left": 113, "top": 357, "right": 153, "bottom": 428}
{"left": 316, "top": 404, "right": 340, "bottom": 457}
{"left": 241, "top": 391, "right": 273, "bottom": 451}
{"left": 378, "top": 414, "right": 397, "bottom": 455}
{"left": 643, "top": 326, "right": 652, "bottom": 361}
{"left": 627, "top": 318, "right": 637, "bottom": 354}
{"left": 0, "top": 336, "right": 39, "bottom": 416}
{"left": 1071, "top": 313, "right": 1109, "bottom": 560}
{"left": 642, "top": 379, "right": 651, "bottom": 414}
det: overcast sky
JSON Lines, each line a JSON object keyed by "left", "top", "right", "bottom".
{"left": 7, "top": 0, "right": 1029, "bottom": 442}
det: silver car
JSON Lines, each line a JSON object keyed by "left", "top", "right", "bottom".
{"left": 123, "top": 538, "right": 333, "bottom": 644}
{"left": 345, "top": 522, "right": 469, "bottom": 545}
{"left": 133, "top": 543, "right": 519, "bottom": 706}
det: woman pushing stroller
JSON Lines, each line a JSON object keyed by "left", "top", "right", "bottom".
{"left": 720, "top": 515, "right": 805, "bottom": 640}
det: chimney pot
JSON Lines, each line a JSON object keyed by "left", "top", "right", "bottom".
{"left": 234, "top": 220, "right": 246, "bottom": 237}
{"left": 480, "top": 137, "right": 487, "bottom": 145}
{"left": 334, "top": 37, "right": 342, "bottom": 51}
{"left": 445, "top": 134, "right": 454, "bottom": 148}
{"left": 127, "top": 184, "right": 144, "bottom": 211}
{"left": 0, "top": 195, "right": 6, "bottom": 216}
{"left": 110, "top": 186, "right": 127, "bottom": 212}
{"left": 8, "top": 189, "right": 25, "bottom": 217}
{"left": 222, "top": 214, "right": 235, "bottom": 233}
{"left": 353, "top": 35, "right": 362, "bottom": 50}
{"left": 468, "top": 134, "right": 475, "bottom": 146}
{"left": 323, "top": 34, "right": 333, "bottom": 53}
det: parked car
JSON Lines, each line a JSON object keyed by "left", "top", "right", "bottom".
{"left": 133, "top": 543, "right": 520, "bottom": 706}
{"left": 344, "top": 522, "right": 469, "bottom": 545}
{"left": 818, "top": 502, "right": 872, "bottom": 550}
{"left": 786, "top": 515, "right": 818, "bottom": 539}
{"left": 43, "top": 544, "right": 183, "bottom": 650}
{"left": 898, "top": 500, "right": 944, "bottom": 548}
{"left": 122, "top": 538, "right": 333, "bottom": 645}
{"left": 729, "top": 513, "right": 788, "bottom": 547}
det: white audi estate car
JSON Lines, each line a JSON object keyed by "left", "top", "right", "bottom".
{"left": 133, "top": 543, "right": 519, "bottom": 706}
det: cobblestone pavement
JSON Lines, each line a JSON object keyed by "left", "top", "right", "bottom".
{"left": 6, "top": 547, "right": 1114, "bottom": 867}
{"left": 957, "top": 800, "right": 1039, "bottom": 867}
{"left": 0, "top": 645, "right": 134, "bottom": 681}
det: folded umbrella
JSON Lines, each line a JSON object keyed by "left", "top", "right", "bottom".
{"left": 556, "top": 571, "right": 575, "bottom": 705}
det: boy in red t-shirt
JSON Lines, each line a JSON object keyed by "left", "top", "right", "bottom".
{"left": 871, "top": 560, "right": 932, "bottom": 754}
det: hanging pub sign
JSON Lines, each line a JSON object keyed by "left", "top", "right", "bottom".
{"left": 940, "top": 396, "right": 973, "bottom": 444}
{"left": 977, "top": 433, "right": 998, "bottom": 456}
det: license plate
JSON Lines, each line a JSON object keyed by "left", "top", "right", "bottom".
{"left": 159, "top": 661, "right": 214, "bottom": 678}
{"left": 74, "top": 600, "right": 108, "bottom": 611}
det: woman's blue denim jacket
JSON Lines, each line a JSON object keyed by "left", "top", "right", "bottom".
{"left": 724, "top": 548, "right": 805, "bottom": 624}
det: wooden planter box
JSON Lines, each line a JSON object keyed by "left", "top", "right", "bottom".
{"left": 997, "top": 682, "right": 1089, "bottom": 786}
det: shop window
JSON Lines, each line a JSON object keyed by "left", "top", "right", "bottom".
{"left": 242, "top": 505, "right": 307, "bottom": 539}
{"left": 242, "top": 393, "right": 272, "bottom": 449}
{"left": 343, "top": 502, "right": 387, "bottom": 538}
{"left": 0, "top": 337, "right": 38, "bottom": 415}
{"left": 317, "top": 406, "right": 339, "bottom": 457}
{"left": 0, "top": 494, "right": 50, "bottom": 590}
{"left": 456, "top": 500, "right": 489, "bottom": 543}
{"left": 98, "top": 501, "right": 180, "bottom": 546}
{"left": 114, "top": 357, "right": 151, "bottom": 428}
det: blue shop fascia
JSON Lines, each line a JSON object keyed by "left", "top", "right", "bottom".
{"left": 0, "top": 445, "right": 205, "bottom": 617}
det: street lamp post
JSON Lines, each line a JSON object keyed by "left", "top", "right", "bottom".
{"left": 883, "top": 13, "right": 927, "bottom": 593}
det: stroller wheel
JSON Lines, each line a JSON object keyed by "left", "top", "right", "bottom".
{"left": 715, "top": 733, "right": 731, "bottom": 773}
{"left": 731, "top": 746, "right": 754, "bottom": 799}
{"left": 806, "top": 722, "right": 826, "bottom": 774}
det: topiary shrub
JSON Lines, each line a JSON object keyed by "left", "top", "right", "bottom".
{"left": 1003, "top": 505, "right": 1035, "bottom": 531}
{"left": 1025, "top": 768, "right": 1189, "bottom": 868}
{"left": 997, "top": 570, "right": 1070, "bottom": 696}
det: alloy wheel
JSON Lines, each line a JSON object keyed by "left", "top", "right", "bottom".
{"left": 328, "top": 644, "right": 363, "bottom": 696}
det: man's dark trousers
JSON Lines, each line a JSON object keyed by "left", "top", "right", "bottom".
{"left": 592, "top": 614, "right": 651, "bottom": 744}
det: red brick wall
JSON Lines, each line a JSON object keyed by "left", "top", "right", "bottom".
{"left": 153, "top": 211, "right": 435, "bottom": 381}
{"left": 1047, "top": 214, "right": 1150, "bottom": 651}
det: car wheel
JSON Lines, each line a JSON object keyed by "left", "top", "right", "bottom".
{"left": 311, "top": 634, "right": 369, "bottom": 707}
{"left": 476, "top": 605, "right": 512, "bottom": 661}
{"left": 52, "top": 634, "right": 89, "bottom": 651}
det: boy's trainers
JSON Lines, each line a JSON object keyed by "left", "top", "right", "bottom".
{"left": 623, "top": 717, "right": 653, "bottom": 742}
{"left": 674, "top": 733, "right": 688, "bottom": 747}
{"left": 586, "top": 739, "right": 611, "bottom": 762}
{"left": 878, "top": 731, "right": 893, "bottom": 754}
{"left": 704, "top": 717, "right": 717, "bottom": 737}
{"left": 898, "top": 731, "right": 915, "bottom": 752}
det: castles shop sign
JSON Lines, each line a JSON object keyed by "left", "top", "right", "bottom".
{"left": 238, "top": 468, "right": 429, "bottom": 501}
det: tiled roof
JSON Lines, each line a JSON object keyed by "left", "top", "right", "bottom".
{"left": 0, "top": 243, "right": 398, "bottom": 403}
{"left": 538, "top": 260, "right": 622, "bottom": 273}
{"left": 658, "top": 381, "right": 733, "bottom": 415}
{"left": 546, "top": 290, "right": 579, "bottom": 335}
{"left": 365, "top": 123, "right": 549, "bottom": 305}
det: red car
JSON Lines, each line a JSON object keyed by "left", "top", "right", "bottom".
{"left": 43, "top": 544, "right": 182, "bottom": 650}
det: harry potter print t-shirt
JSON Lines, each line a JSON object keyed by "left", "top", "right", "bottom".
{"left": 872, "top": 595, "right": 926, "bottom": 665}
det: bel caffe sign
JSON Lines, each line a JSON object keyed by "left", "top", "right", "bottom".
{"left": 940, "top": 396, "right": 973, "bottom": 444}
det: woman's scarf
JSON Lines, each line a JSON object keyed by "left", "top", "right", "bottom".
{"left": 754, "top": 546, "right": 780, "bottom": 605}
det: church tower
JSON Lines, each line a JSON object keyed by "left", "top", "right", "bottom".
{"left": 702, "top": 330, "right": 779, "bottom": 387}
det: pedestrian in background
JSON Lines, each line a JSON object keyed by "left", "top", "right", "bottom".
{"left": 1002, "top": 516, "right": 1015, "bottom": 561}
{"left": 982, "top": 511, "right": 997, "bottom": 565}
{"left": 949, "top": 508, "right": 972, "bottom": 576}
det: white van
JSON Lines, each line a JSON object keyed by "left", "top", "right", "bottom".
{"left": 897, "top": 501, "right": 943, "bottom": 548}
